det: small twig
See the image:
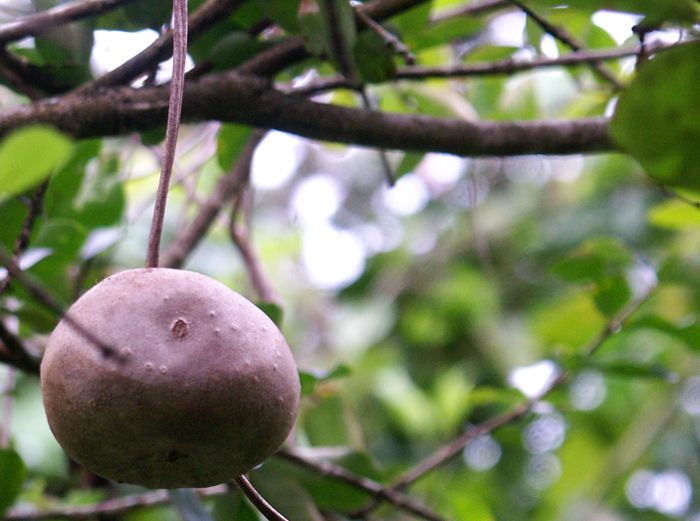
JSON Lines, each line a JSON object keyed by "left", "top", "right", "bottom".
{"left": 145, "top": 0, "right": 188, "bottom": 268}
{"left": 0, "top": 245, "right": 118, "bottom": 360}
{"left": 0, "top": 319, "right": 40, "bottom": 373}
{"left": 277, "top": 448, "right": 447, "bottom": 521}
{"left": 229, "top": 192, "right": 281, "bottom": 305}
{"left": 354, "top": 7, "right": 415, "bottom": 64}
{"left": 352, "top": 284, "right": 655, "bottom": 517}
{"left": 233, "top": 475, "right": 289, "bottom": 521}
{"left": 0, "top": 49, "right": 43, "bottom": 98}
{"left": 237, "top": 0, "right": 429, "bottom": 76}
{"left": 509, "top": 0, "right": 623, "bottom": 89}
{"left": 5, "top": 485, "right": 228, "bottom": 520}
{"left": 0, "top": 47, "right": 65, "bottom": 96}
{"left": 0, "top": 181, "right": 49, "bottom": 295}
{"left": 358, "top": 88, "right": 396, "bottom": 185}
{"left": 320, "top": 2, "right": 400, "bottom": 188}
{"left": 467, "top": 174, "right": 494, "bottom": 276}
{"left": 658, "top": 184, "right": 700, "bottom": 208}
{"left": 161, "top": 130, "right": 265, "bottom": 268}
{"left": 80, "top": 0, "right": 245, "bottom": 91}
{"left": 0, "top": 0, "right": 136, "bottom": 44}
{"left": 431, "top": 0, "right": 509, "bottom": 23}
{"left": 283, "top": 44, "right": 655, "bottom": 96}
{"left": 1, "top": 366, "right": 15, "bottom": 447}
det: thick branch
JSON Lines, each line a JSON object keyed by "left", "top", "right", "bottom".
{"left": 0, "top": 72, "right": 613, "bottom": 156}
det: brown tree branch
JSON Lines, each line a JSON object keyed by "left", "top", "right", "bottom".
{"left": 5, "top": 485, "right": 228, "bottom": 520}
{"left": 0, "top": 319, "right": 40, "bottom": 373}
{"left": 160, "top": 130, "right": 264, "bottom": 268}
{"left": 0, "top": 181, "right": 49, "bottom": 294}
{"left": 432, "top": 0, "right": 510, "bottom": 23}
{"left": 0, "top": 71, "right": 613, "bottom": 156}
{"left": 0, "top": 0, "right": 136, "bottom": 44}
{"left": 509, "top": 0, "right": 622, "bottom": 89}
{"left": 354, "top": 8, "right": 415, "bottom": 64}
{"left": 0, "top": 49, "right": 43, "bottom": 98}
{"left": 1, "top": 365, "right": 15, "bottom": 446}
{"left": 0, "top": 245, "right": 119, "bottom": 361}
{"left": 81, "top": 0, "right": 245, "bottom": 90}
{"left": 237, "top": 0, "right": 429, "bottom": 76}
{"left": 286, "top": 43, "right": 652, "bottom": 97}
{"left": 352, "top": 285, "right": 655, "bottom": 517}
{"left": 229, "top": 188, "right": 281, "bottom": 305}
{"left": 276, "top": 448, "right": 447, "bottom": 521}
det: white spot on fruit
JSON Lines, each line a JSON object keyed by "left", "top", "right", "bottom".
{"left": 144, "top": 362, "right": 153, "bottom": 371}
{"left": 209, "top": 310, "right": 216, "bottom": 318}
{"left": 159, "top": 365, "right": 168, "bottom": 374}
{"left": 120, "top": 347, "right": 132, "bottom": 357}
{"left": 214, "top": 328, "right": 221, "bottom": 335}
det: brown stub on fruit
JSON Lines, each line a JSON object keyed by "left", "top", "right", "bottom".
{"left": 170, "top": 318, "right": 189, "bottom": 339}
{"left": 40, "top": 268, "right": 300, "bottom": 489}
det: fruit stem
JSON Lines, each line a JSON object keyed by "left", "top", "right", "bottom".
{"left": 145, "top": 0, "right": 188, "bottom": 268}
{"left": 233, "top": 475, "right": 289, "bottom": 521}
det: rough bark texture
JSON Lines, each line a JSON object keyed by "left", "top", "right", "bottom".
{"left": 0, "top": 72, "right": 613, "bottom": 156}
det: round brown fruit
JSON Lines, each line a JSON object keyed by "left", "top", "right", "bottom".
{"left": 40, "top": 268, "right": 300, "bottom": 489}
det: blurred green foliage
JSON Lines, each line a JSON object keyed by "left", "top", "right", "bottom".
{"left": 1, "top": 0, "right": 700, "bottom": 520}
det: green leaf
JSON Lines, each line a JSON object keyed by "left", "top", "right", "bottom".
{"left": 0, "top": 447, "right": 27, "bottom": 516}
{"left": 293, "top": 450, "right": 383, "bottom": 511}
{"left": 257, "top": 301, "right": 284, "bottom": 327}
{"left": 648, "top": 199, "right": 700, "bottom": 230}
{"left": 587, "top": 360, "right": 676, "bottom": 381}
{"left": 216, "top": 124, "right": 253, "bottom": 171}
{"left": 625, "top": 315, "right": 700, "bottom": 351}
{"left": 593, "top": 273, "right": 631, "bottom": 317}
{"left": 304, "top": 0, "right": 357, "bottom": 75}
{"left": 396, "top": 151, "right": 423, "bottom": 178}
{"left": 209, "top": 32, "right": 272, "bottom": 71}
{"left": 265, "top": 0, "right": 301, "bottom": 33}
{"left": 123, "top": 0, "right": 172, "bottom": 29}
{"left": 528, "top": 0, "right": 696, "bottom": 24}
{"left": 299, "top": 364, "right": 352, "bottom": 397}
{"left": 611, "top": 43, "right": 700, "bottom": 190}
{"left": 0, "top": 198, "right": 29, "bottom": 249}
{"left": 407, "top": 16, "right": 482, "bottom": 52}
{"left": 299, "top": 11, "right": 328, "bottom": 56}
{"left": 0, "top": 125, "right": 73, "bottom": 198}
{"left": 551, "top": 237, "right": 633, "bottom": 284}
{"left": 353, "top": 31, "right": 397, "bottom": 84}
{"left": 249, "top": 462, "right": 324, "bottom": 521}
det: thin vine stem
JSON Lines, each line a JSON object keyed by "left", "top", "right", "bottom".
{"left": 145, "top": 0, "right": 188, "bottom": 268}
{"left": 233, "top": 475, "right": 289, "bottom": 521}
